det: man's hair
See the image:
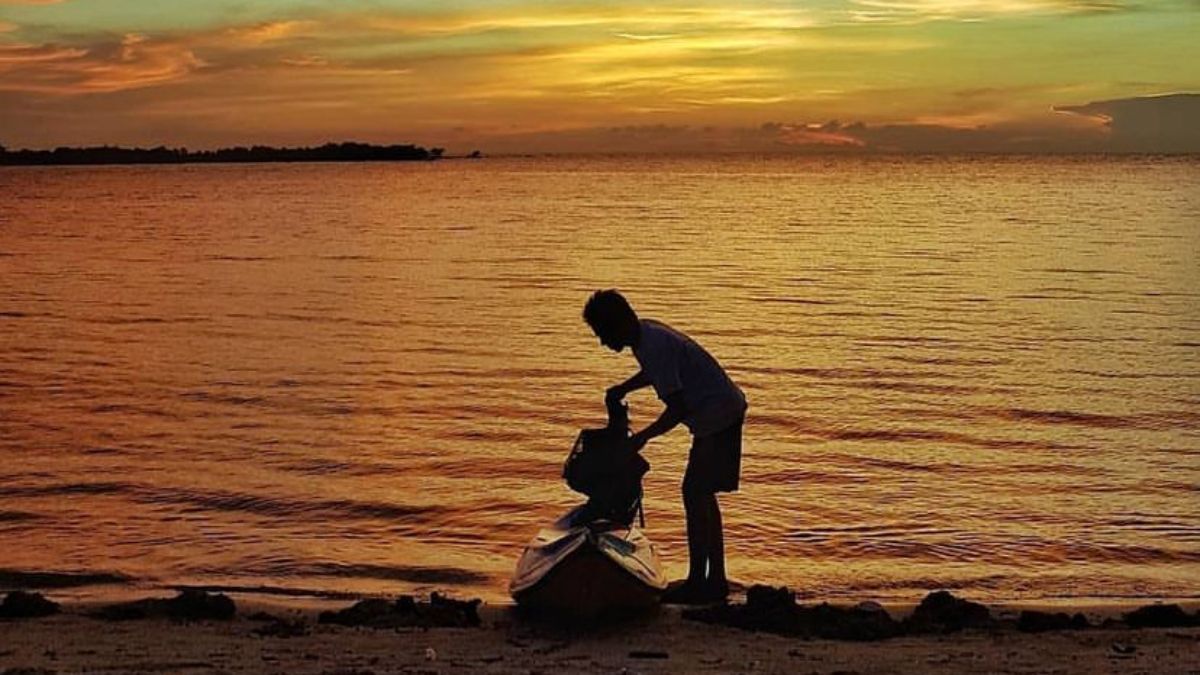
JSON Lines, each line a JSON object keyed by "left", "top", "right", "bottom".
{"left": 583, "top": 289, "right": 637, "bottom": 330}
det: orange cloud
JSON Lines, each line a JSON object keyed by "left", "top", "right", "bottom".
{"left": 0, "top": 34, "right": 203, "bottom": 94}
{"left": 776, "top": 123, "right": 867, "bottom": 147}
{"left": 280, "top": 54, "right": 328, "bottom": 68}
{"left": 225, "top": 20, "right": 318, "bottom": 46}
{"left": 0, "top": 42, "right": 86, "bottom": 63}
{"left": 86, "top": 34, "right": 205, "bottom": 91}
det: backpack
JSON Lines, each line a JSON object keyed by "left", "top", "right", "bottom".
{"left": 562, "top": 399, "right": 650, "bottom": 527}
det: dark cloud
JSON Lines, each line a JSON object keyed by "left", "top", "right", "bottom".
{"left": 459, "top": 122, "right": 863, "bottom": 155}
{"left": 836, "top": 120, "right": 1101, "bottom": 153}
{"left": 465, "top": 117, "right": 1103, "bottom": 155}
{"left": 1056, "top": 93, "right": 1200, "bottom": 152}
{"left": 461, "top": 94, "right": 1199, "bottom": 155}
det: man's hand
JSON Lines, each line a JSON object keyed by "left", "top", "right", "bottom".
{"left": 626, "top": 395, "right": 686, "bottom": 453}
{"left": 608, "top": 371, "right": 650, "bottom": 405}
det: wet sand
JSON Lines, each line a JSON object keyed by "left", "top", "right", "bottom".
{"left": 2, "top": 598, "right": 1198, "bottom": 674}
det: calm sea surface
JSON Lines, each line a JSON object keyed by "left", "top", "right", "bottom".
{"left": 1, "top": 156, "right": 1198, "bottom": 605}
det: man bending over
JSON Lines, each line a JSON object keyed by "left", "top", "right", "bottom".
{"left": 583, "top": 289, "right": 747, "bottom": 604}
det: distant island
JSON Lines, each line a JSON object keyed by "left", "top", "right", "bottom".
{"left": 0, "top": 142, "right": 482, "bottom": 166}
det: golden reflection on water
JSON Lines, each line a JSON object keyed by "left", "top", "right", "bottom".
{"left": 1, "top": 156, "right": 1198, "bottom": 603}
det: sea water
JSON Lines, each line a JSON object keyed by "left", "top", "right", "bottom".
{"left": 1, "top": 155, "right": 1197, "bottom": 604}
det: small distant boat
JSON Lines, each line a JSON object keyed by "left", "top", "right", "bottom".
{"left": 510, "top": 400, "right": 668, "bottom": 616}
{"left": 510, "top": 506, "right": 668, "bottom": 616}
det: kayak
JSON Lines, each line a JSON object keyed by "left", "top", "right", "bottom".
{"left": 510, "top": 505, "right": 668, "bottom": 617}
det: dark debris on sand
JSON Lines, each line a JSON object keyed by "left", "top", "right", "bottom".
{"left": 683, "top": 586, "right": 901, "bottom": 641}
{"left": 685, "top": 586, "right": 1200, "bottom": 641}
{"left": 0, "top": 591, "right": 60, "bottom": 619}
{"left": 1122, "top": 603, "right": 1198, "bottom": 628}
{"left": 317, "top": 593, "right": 481, "bottom": 629}
{"left": 905, "top": 589, "right": 994, "bottom": 634}
{"left": 687, "top": 587, "right": 987, "bottom": 641}
{"left": 91, "top": 589, "right": 235, "bottom": 622}
{"left": 1017, "top": 610, "right": 1091, "bottom": 633}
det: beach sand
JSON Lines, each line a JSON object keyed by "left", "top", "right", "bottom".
{"left": 2, "top": 598, "right": 1198, "bottom": 674}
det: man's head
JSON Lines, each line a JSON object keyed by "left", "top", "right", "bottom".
{"left": 584, "top": 289, "right": 639, "bottom": 352}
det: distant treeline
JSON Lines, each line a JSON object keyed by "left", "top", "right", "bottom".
{"left": 0, "top": 142, "right": 454, "bottom": 166}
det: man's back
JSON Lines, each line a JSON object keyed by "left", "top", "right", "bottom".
{"left": 633, "top": 318, "right": 746, "bottom": 437}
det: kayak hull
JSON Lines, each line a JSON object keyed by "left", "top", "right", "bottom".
{"left": 510, "top": 507, "right": 668, "bottom": 617}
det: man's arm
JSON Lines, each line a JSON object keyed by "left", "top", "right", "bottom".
{"left": 629, "top": 391, "right": 687, "bottom": 452}
{"left": 607, "top": 370, "right": 651, "bottom": 403}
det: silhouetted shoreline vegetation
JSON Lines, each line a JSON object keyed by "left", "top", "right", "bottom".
{"left": 0, "top": 142, "right": 453, "bottom": 166}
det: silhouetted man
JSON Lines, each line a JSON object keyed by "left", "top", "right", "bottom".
{"left": 584, "top": 289, "right": 747, "bottom": 604}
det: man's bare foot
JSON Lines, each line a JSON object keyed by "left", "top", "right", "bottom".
{"left": 662, "top": 579, "right": 703, "bottom": 604}
{"left": 705, "top": 578, "right": 730, "bottom": 600}
{"left": 662, "top": 578, "right": 728, "bottom": 605}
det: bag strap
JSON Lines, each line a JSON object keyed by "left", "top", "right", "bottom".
{"left": 637, "top": 488, "right": 645, "bottom": 529}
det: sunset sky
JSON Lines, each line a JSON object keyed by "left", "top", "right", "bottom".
{"left": 1, "top": 0, "right": 1197, "bottom": 153}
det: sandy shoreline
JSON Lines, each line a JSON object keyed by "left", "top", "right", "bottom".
{"left": 2, "top": 593, "right": 1199, "bottom": 675}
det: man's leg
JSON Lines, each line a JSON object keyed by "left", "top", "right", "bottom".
{"left": 705, "top": 416, "right": 741, "bottom": 596}
{"left": 669, "top": 435, "right": 731, "bottom": 603}
{"left": 705, "top": 494, "right": 727, "bottom": 590}
{"left": 683, "top": 486, "right": 710, "bottom": 584}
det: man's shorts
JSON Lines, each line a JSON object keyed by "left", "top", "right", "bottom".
{"left": 683, "top": 415, "right": 744, "bottom": 495}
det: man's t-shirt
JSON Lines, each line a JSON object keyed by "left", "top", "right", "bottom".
{"left": 633, "top": 318, "right": 747, "bottom": 437}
